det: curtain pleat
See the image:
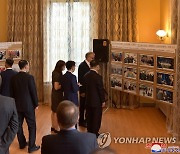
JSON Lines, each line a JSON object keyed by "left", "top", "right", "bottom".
{"left": 91, "top": 0, "right": 139, "bottom": 109}
{"left": 8, "top": 0, "right": 44, "bottom": 102}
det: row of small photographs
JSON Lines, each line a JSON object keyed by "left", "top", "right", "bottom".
{"left": 110, "top": 76, "right": 173, "bottom": 103}
{"left": 111, "top": 52, "right": 174, "bottom": 70}
{"left": 111, "top": 66, "right": 174, "bottom": 87}
{"left": 0, "top": 50, "right": 21, "bottom": 60}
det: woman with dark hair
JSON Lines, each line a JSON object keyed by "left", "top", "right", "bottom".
{"left": 51, "top": 60, "right": 65, "bottom": 133}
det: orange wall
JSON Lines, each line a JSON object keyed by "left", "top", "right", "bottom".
{"left": 0, "top": 0, "right": 8, "bottom": 42}
{"left": 160, "top": 0, "right": 171, "bottom": 44}
{"left": 137, "top": 0, "right": 161, "bottom": 43}
{"left": 0, "top": 0, "right": 170, "bottom": 44}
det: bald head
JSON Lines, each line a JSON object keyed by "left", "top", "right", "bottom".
{"left": 56, "top": 100, "right": 79, "bottom": 129}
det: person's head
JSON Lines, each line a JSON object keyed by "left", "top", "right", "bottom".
{"left": 5, "top": 58, "right": 14, "bottom": 68}
{"left": 91, "top": 148, "right": 116, "bottom": 154}
{"left": 85, "top": 52, "right": 95, "bottom": 62}
{"left": 56, "top": 100, "right": 79, "bottom": 129}
{"left": 66, "top": 61, "right": 76, "bottom": 72}
{"left": 18, "top": 60, "right": 29, "bottom": 72}
{"left": 90, "top": 60, "right": 100, "bottom": 71}
{"left": 54, "top": 60, "right": 65, "bottom": 73}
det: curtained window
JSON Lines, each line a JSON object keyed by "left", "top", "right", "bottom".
{"left": 45, "top": 0, "right": 91, "bottom": 82}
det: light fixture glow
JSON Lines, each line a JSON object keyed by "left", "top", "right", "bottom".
{"left": 156, "top": 30, "right": 167, "bottom": 41}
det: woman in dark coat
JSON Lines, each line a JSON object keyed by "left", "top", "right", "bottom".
{"left": 51, "top": 60, "right": 65, "bottom": 133}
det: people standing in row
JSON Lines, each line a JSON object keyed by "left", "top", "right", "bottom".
{"left": 10, "top": 60, "right": 40, "bottom": 153}
{"left": 51, "top": 60, "right": 65, "bottom": 133}
{"left": 0, "top": 58, "right": 17, "bottom": 97}
{"left": 41, "top": 100, "right": 98, "bottom": 154}
{"left": 0, "top": 95, "right": 18, "bottom": 154}
{"left": 61, "top": 61, "right": 79, "bottom": 106}
{"left": 78, "top": 52, "right": 95, "bottom": 127}
{"left": 84, "top": 60, "right": 105, "bottom": 137}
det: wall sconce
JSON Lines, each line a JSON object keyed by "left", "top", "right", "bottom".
{"left": 156, "top": 30, "right": 167, "bottom": 41}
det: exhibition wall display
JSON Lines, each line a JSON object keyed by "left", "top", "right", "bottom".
{"left": 0, "top": 42, "right": 22, "bottom": 72}
{"left": 110, "top": 42, "right": 177, "bottom": 105}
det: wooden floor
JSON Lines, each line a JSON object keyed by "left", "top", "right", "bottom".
{"left": 10, "top": 105, "right": 172, "bottom": 154}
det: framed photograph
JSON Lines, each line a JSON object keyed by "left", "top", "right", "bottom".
{"left": 156, "top": 88, "right": 173, "bottom": 103}
{"left": 7, "top": 50, "right": 21, "bottom": 59}
{"left": 111, "top": 64, "right": 123, "bottom": 76}
{"left": 157, "top": 56, "right": 174, "bottom": 70}
{"left": 124, "top": 80, "right": 137, "bottom": 94}
{"left": 157, "top": 72, "right": 174, "bottom": 87}
{"left": 124, "top": 67, "right": 137, "bottom": 79}
{"left": 139, "top": 84, "right": 154, "bottom": 98}
{"left": 111, "top": 52, "right": 123, "bottom": 63}
{"left": 124, "top": 52, "right": 137, "bottom": 65}
{"left": 110, "top": 75, "right": 122, "bottom": 90}
{"left": 0, "top": 66, "right": 6, "bottom": 73}
{"left": 139, "top": 69, "right": 154, "bottom": 82}
{"left": 140, "top": 54, "right": 154, "bottom": 67}
{"left": 0, "top": 50, "right": 6, "bottom": 61}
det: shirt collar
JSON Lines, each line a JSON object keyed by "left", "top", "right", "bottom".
{"left": 85, "top": 60, "right": 90, "bottom": 68}
{"left": 6, "top": 68, "right": 12, "bottom": 70}
{"left": 91, "top": 69, "right": 98, "bottom": 74}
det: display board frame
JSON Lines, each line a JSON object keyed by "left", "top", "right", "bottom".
{"left": 110, "top": 42, "right": 177, "bottom": 105}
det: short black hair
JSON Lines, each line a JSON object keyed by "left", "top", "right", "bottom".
{"left": 56, "top": 100, "right": 79, "bottom": 129}
{"left": 66, "top": 61, "right": 75, "bottom": 70}
{"left": 90, "top": 60, "right": 99, "bottom": 68}
{"left": 5, "top": 58, "right": 14, "bottom": 67}
{"left": 18, "top": 60, "right": 28, "bottom": 69}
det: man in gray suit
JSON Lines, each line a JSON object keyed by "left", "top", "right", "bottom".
{"left": 0, "top": 95, "right": 18, "bottom": 154}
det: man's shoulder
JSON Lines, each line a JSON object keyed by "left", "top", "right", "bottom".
{"left": 76, "top": 131, "right": 96, "bottom": 140}
{"left": 0, "top": 95, "right": 15, "bottom": 105}
{"left": 79, "top": 60, "right": 86, "bottom": 67}
{"left": 42, "top": 134, "right": 58, "bottom": 143}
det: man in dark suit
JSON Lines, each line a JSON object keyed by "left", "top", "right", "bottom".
{"left": 41, "top": 100, "right": 98, "bottom": 154}
{"left": 84, "top": 60, "right": 105, "bottom": 137}
{"left": 10, "top": 60, "right": 40, "bottom": 153}
{"left": 78, "top": 52, "right": 95, "bottom": 127}
{"left": 0, "top": 58, "right": 17, "bottom": 97}
{"left": 61, "top": 61, "right": 79, "bottom": 106}
{"left": 0, "top": 95, "right": 18, "bottom": 154}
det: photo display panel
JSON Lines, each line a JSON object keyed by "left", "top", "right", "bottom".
{"left": 0, "top": 42, "right": 22, "bottom": 72}
{"left": 110, "top": 42, "right": 176, "bottom": 105}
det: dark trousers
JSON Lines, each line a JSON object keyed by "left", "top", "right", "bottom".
{"left": 86, "top": 106, "right": 102, "bottom": 136}
{"left": 17, "top": 111, "right": 36, "bottom": 149}
{"left": 79, "top": 96, "right": 86, "bottom": 123}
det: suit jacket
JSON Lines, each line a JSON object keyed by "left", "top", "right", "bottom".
{"left": 10, "top": 72, "right": 38, "bottom": 112}
{"left": 78, "top": 60, "right": 90, "bottom": 84}
{"left": 41, "top": 129, "right": 98, "bottom": 154}
{"left": 61, "top": 71, "right": 79, "bottom": 106}
{"left": 0, "top": 69, "right": 17, "bottom": 97}
{"left": 84, "top": 70, "right": 105, "bottom": 107}
{"left": 0, "top": 95, "right": 18, "bottom": 154}
{"left": 78, "top": 61, "right": 90, "bottom": 93}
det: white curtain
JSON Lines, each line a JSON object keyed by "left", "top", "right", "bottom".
{"left": 44, "top": 0, "right": 91, "bottom": 82}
